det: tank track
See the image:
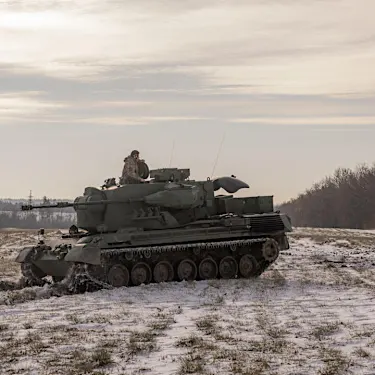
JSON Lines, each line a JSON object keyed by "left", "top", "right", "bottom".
{"left": 61, "top": 236, "right": 280, "bottom": 294}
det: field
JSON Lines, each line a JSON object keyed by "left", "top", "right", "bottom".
{"left": 1, "top": 228, "right": 375, "bottom": 374}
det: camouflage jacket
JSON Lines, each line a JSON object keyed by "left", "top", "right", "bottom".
{"left": 121, "top": 156, "right": 141, "bottom": 182}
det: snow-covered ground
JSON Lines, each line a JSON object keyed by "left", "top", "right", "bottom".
{"left": 1, "top": 227, "right": 375, "bottom": 374}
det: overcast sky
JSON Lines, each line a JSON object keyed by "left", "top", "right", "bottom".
{"left": 1, "top": 0, "right": 375, "bottom": 203}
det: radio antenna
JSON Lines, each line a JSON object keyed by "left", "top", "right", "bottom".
{"left": 210, "top": 130, "right": 226, "bottom": 179}
{"left": 169, "top": 139, "right": 175, "bottom": 167}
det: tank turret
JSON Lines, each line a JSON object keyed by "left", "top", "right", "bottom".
{"left": 15, "top": 162, "right": 292, "bottom": 293}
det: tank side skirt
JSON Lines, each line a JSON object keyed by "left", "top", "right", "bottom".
{"left": 106, "top": 229, "right": 287, "bottom": 248}
{"left": 101, "top": 238, "right": 265, "bottom": 256}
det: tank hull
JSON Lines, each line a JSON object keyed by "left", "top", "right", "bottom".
{"left": 15, "top": 212, "right": 291, "bottom": 293}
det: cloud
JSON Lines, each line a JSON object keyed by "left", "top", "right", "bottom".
{"left": 1, "top": 0, "right": 375, "bottom": 126}
{"left": 2, "top": 0, "right": 375, "bottom": 203}
{"left": 72, "top": 116, "right": 211, "bottom": 126}
{"left": 2, "top": 59, "right": 375, "bottom": 126}
{"left": 1, "top": 0, "right": 374, "bottom": 94}
{"left": 0, "top": 91, "right": 65, "bottom": 121}
{"left": 231, "top": 116, "right": 375, "bottom": 126}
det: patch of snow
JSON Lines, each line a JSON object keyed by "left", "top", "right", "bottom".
{"left": 1, "top": 228, "right": 375, "bottom": 374}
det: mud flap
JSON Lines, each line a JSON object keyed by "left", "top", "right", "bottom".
{"left": 14, "top": 247, "right": 35, "bottom": 263}
{"left": 63, "top": 245, "right": 102, "bottom": 265}
{"left": 281, "top": 214, "right": 293, "bottom": 232}
{"left": 279, "top": 235, "right": 290, "bottom": 251}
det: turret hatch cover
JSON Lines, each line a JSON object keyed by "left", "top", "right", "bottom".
{"left": 138, "top": 161, "right": 150, "bottom": 179}
{"left": 212, "top": 176, "right": 249, "bottom": 194}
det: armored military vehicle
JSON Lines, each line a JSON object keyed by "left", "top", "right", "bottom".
{"left": 15, "top": 162, "right": 292, "bottom": 293}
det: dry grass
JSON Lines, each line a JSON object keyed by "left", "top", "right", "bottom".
{"left": 311, "top": 321, "right": 341, "bottom": 341}
{"left": 317, "top": 346, "right": 351, "bottom": 375}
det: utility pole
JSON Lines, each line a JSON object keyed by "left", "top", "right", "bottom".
{"left": 28, "top": 190, "right": 33, "bottom": 206}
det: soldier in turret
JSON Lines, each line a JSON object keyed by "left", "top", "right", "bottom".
{"left": 120, "top": 149, "right": 146, "bottom": 184}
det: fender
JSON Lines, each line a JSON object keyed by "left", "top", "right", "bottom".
{"left": 280, "top": 213, "right": 293, "bottom": 232}
{"left": 14, "top": 247, "right": 36, "bottom": 263}
{"left": 63, "top": 244, "right": 102, "bottom": 265}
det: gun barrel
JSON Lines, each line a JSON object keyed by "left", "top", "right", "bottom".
{"left": 21, "top": 201, "right": 74, "bottom": 211}
{"left": 21, "top": 199, "right": 144, "bottom": 211}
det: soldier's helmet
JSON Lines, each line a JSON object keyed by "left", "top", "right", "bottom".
{"left": 131, "top": 150, "right": 140, "bottom": 157}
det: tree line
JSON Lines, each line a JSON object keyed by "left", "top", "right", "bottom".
{"left": 0, "top": 197, "right": 75, "bottom": 229}
{"left": 0, "top": 212, "right": 76, "bottom": 229}
{"left": 278, "top": 163, "right": 375, "bottom": 229}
